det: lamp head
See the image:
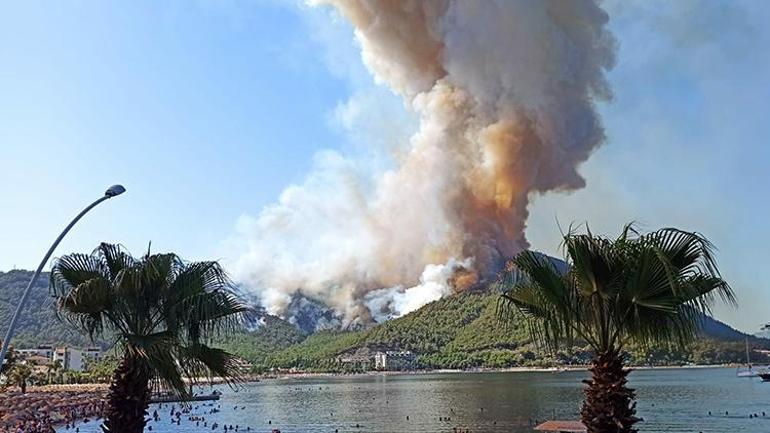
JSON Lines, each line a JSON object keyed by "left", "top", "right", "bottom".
{"left": 105, "top": 184, "right": 126, "bottom": 198}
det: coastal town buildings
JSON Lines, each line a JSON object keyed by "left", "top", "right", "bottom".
{"left": 334, "top": 348, "right": 418, "bottom": 371}
{"left": 15, "top": 344, "right": 54, "bottom": 359}
{"left": 53, "top": 346, "right": 102, "bottom": 371}
{"left": 15, "top": 344, "right": 102, "bottom": 372}
{"left": 374, "top": 351, "right": 417, "bottom": 371}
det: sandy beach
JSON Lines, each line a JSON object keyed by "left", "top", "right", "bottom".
{"left": 1, "top": 385, "right": 107, "bottom": 433}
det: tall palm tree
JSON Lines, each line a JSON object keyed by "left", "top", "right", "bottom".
{"left": 497, "top": 224, "right": 734, "bottom": 433}
{"left": 50, "top": 243, "right": 253, "bottom": 433}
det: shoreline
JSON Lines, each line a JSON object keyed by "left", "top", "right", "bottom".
{"left": 260, "top": 363, "right": 738, "bottom": 380}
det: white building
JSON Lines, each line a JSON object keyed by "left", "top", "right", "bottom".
{"left": 374, "top": 352, "right": 387, "bottom": 370}
{"left": 52, "top": 346, "right": 102, "bottom": 372}
{"left": 374, "top": 350, "right": 417, "bottom": 371}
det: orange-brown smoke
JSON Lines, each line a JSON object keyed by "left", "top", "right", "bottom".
{"left": 231, "top": 0, "right": 615, "bottom": 324}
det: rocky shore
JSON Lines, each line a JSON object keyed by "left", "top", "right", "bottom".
{"left": 1, "top": 385, "right": 107, "bottom": 433}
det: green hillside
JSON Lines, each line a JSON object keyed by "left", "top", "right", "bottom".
{"left": 0, "top": 269, "right": 304, "bottom": 359}
{"left": 4, "top": 269, "right": 766, "bottom": 371}
{"left": 261, "top": 291, "right": 575, "bottom": 371}
{"left": 256, "top": 290, "right": 770, "bottom": 372}
{"left": 216, "top": 315, "right": 307, "bottom": 367}
{"left": 0, "top": 270, "right": 94, "bottom": 348}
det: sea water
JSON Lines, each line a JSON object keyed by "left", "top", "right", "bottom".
{"left": 66, "top": 367, "right": 770, "bottom": 433}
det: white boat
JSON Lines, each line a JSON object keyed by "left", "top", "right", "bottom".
{"left": 737, "top": 366, "right": 770, "bottom": 378}
{"left": 736, "top": 337, "right": 770, "bottom": 378}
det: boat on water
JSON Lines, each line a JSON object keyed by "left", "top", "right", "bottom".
{"left": 736, "top": 366, "right": 770, "bottom": 378}
{"left": 736, "top": 337, "right": 770, "bottom": 379}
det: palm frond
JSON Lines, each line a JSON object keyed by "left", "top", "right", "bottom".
{"left": 53, "top": 243, "right": 256, "bottom": 393}
{"left": 179, "top": 344, "right": 245, "bottom": 386}
{"left": 499, "top": 223, "right": 736, "bottom": 355}
{"left": 123, "top": 331, "right": 192, "bottom": 396}
{"left": 497, "top": 253, "right": 579, "bottom": 351}
{"left": 178, "top": 291, "right": 254, "bottom": 343}
{"left": 91, "top": 243, "right": 136, "bottom": 279}
{"left": 563, "top": 233, "right": 622, "bottom": 298}
{"left": 50, "top": 253, "right": 109, "bottom": 297}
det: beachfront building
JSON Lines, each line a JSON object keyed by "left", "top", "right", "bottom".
{"left": 374, "top": 352, "right": 386, "bottom": 370}
{"left": 374, "top": 351, "right": 417, "bottom": 371}
{"left": 52, "top": 346, "right": 102, "bottom": 372}
{"left": 15, "top": 345, "right": 102, "bottom": 372}
{"left": 82, "top": 347, "right": 102, "bottom": 364}
{"left": 16, "top": 344, "right": 54, "bottom": 359}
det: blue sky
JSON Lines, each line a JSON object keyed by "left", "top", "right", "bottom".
{"left": 1, "top": 0, "right": 768, "bottom": 332}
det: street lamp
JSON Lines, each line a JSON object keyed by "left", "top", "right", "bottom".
{"left": 0, "top": 185, "right": 126, "bottom": 369}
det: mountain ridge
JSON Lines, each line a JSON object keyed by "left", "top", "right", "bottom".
{"left": 2, "top": 269, "right": 765, "bottom": 371}
{"left": 251, "top": 289, "right": 768, "bottom": 372}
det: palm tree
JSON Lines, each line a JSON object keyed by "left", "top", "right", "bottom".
{"left": 8, "top": 362, "right": 32, "bottom": 393}
{"left": 48, "top": 359, "right": 63, "bottom": 385}
{"left": 50, "top": 243, "right": 253, "bottom": 433}
{"left": 497, "top": 224, "right": 735, "bottom": 433}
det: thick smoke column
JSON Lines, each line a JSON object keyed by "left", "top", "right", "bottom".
{"left": 230, "top": 0, "right": 615, "bottom": 324}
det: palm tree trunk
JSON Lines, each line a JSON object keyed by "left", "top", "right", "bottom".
{"left": 580, "top": 349, "right": 640, "bottom": 433}
{"left": 102, "top": 355, "right": 151, "bottom": 433}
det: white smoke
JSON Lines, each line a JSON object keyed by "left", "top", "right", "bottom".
{"left": 364, "top": 258, "right": 472, "bottom": 322}
{"left": 228, "top": 0, "right": 615, "bottom": 323}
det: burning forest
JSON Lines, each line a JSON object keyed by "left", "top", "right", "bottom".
{"left": 229, "top": 0, "right": 616, "bottom": 326}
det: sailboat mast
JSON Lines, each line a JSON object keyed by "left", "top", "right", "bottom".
{"left": 746, "top": 337, "right": 751, "bottom": 365}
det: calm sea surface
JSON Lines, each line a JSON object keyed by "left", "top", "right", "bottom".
{"left": 68, "top": 367, "right": 770, "bottom": 433}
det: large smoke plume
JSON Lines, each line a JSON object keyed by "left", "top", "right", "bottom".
{"left": 230, "top": 0, "right": 615, "bottom": 325}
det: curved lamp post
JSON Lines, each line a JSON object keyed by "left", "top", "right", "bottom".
{"left": 0, "top": 185, "right": 126, "bottom": 369}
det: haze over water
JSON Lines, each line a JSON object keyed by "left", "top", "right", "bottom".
{"left": 68, "top": 368, "right": 769, "bottom": 433}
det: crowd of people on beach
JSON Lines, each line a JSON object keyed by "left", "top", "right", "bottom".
{"left": 0, "top": 388, "right": 106, "bottom": 433}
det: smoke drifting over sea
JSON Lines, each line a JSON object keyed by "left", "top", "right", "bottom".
{"left": 230, "top": 0, "right": 616, "bottom": 325}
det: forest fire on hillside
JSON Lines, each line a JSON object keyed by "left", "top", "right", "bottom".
{"left": 231, "top": 0, "right": 615, "bottom": 324}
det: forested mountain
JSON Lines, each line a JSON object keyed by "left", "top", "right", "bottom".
{"left": 215, "top": 315, "right": 307, "bottom": 366}
{"left": 230, "top": 290, "right": 769, "bottom": 372}
{"left": 3, "top": 269, "right": 766, "bottom": 371}
{"left": 0, "top": 270, "right": 95, "bottom": 348}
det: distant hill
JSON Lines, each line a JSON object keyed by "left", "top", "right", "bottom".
{"left": 4, "top": 268, "right": 765, "bottom": 371}
{"left": 215, "top": 314, "right": 307, "bottom": 367}
{"left": 0, "top": 269, "right": 306, "bottom": 358}
{"left": 0, "top": 270, "right": 95, "bottom": 348}
{"left": 253, "top": 290, "right": 767, "bottom": 372}
{"left": 264, "top": 291, "right": 528, "bottom": 371}
{"left": 703, "top": 315, "right": 762, "bottom": 341}
{"left": 241, "top": 251, "right": 767, "bottom": 371}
